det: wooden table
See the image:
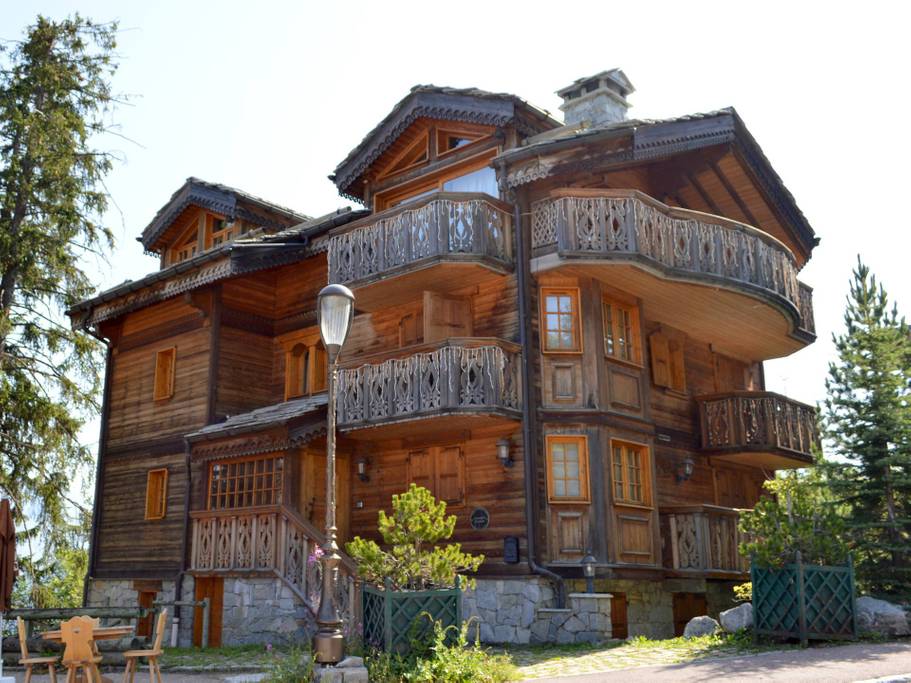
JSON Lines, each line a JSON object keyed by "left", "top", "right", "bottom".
{"left": 40, "top": 625, "right": 134, "bottom": 683}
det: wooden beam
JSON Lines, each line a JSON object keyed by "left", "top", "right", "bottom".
{"left": 710, "top": 161, "right": 761, "bottom": 227}
{"left": 684, "top": 172, "right": 724, "bottom": 216}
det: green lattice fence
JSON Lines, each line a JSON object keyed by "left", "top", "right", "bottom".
{"left": 752, "top": 552, "right": 857, "bottom": 646}
{"left": 362, "top": 578, "right": 462, "bottom": 653}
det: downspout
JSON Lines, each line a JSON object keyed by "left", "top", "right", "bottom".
{"left": 174, "top": 438, "right": 192, "bottom": 646}
{"left": 513, "top": 197, "right": 566, "bottom": 609}
{"left": 83, "top": 332, "right": 112, "bottom": 607}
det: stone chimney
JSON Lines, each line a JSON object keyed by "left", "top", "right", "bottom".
{"left": 557, "top": 69, "right": 634, "bottom": 126}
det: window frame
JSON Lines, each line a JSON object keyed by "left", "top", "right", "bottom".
{"left": 406, "top": 445, "right": 466, "bottom": 507}
{"left": 545, "top": 435, "right": 591, "bottom": 504}
{"left": 283, "top": 334, "right": 328, "bottom": 400}
{"left": 540, "top": 287, "right": 583, "bottom": 354}
{"left": 144, "top": 468, "right": 168, "bottom": 521}
{"left": 153, "top": 347, "right": 177, "bottom": 401}
{"left": 207, "top": 454, "right": 284, "bottom": 511}
{"left": 610, "top": 439, "right": 653, "bottom": 508}
{"left": 602, "top": 298, "right": 642, "bottom": 365}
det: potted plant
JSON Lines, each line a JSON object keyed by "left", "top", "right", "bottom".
{"left": 346, "top": 483, "right": 484, "bottom": 653}
{"left": 739, "top": 471, "right": 857, "bottom": 645}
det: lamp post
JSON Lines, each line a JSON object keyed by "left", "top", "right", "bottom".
{"left": 313, "top": 284, "right": 355, "bottom": 665}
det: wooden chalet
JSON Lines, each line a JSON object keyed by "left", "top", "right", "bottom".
{"left": 73, "top": 70, "right": 819, "bottom": 645}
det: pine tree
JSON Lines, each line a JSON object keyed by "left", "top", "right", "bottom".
{"left": 0, "top": 15, "right": 119, "bottom": 603}
{"left": 823, "top": 257, "right": 911, "bottom": 599}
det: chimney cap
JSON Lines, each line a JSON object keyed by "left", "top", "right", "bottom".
{"left": 556, "top": 68, "right": 635, "bottom": 100}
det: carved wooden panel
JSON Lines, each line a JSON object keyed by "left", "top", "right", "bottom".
{"left": 555, "top": 510, "right": 587, "bottom": 558}
{"left": 542, "top": 358, "right": 582, "bottom": 407}
{"left": 616, "top": 511, "right": 653, "bottom": 564}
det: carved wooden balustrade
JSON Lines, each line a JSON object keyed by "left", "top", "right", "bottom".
{"left": 189, "top": 505, "right": 357, "bottom": 621}
{"left": 327, "top": 192, "right": 513, "bottom": 286}
{"left": 661, "top": 505, "right": 748, "bottom": 574}
{"left": 531, "top": 189, "right": 815, "bottom": 337}
{"left": 697, "top": 391, "right": 818, "bottom": 460}
{"left": 336, "top": 340, "right": 522, "bottom": 429}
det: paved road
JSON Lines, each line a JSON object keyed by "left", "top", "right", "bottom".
{"left": 529, "top": 641, "right": 911, "bottom": 683}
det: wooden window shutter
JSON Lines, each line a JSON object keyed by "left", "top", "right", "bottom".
{"left": 312, "top": 344, "right": 328, "bottom": 393}
{"left": 435, "top": 447, "right": 465, "bottom": 506}
{"left": 648, "top": 333, "right": 671, "bottom": 388}
{"left": 145, "top": 468, "right": 168, "bottom": 520}
{"left": 153, "top": 348, "right": 176, "bottom": 401}
{"left": 406, "top": 449, "right": 434, "bottom": 493}
{"left": 668, "top": 339, "right": 686, "bottom": 392}
{"left": 423, "top": 291, "right": 472, "bottom": 343}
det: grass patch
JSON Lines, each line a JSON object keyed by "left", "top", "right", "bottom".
{"left": 162, "top": 643, "right": 289, "bottom": 669}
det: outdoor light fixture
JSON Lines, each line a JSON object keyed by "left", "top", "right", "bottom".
{"left": 676, "top": 456, "right": 695, "bottom": 483}
{"left": 582, "top": 552, "right": 597, "bottom": 594}
{"left": 356, "top": 456, "right": 370, "bottom": 482}
{"left": 496, "top": 438, "right": 513, "bottom": 468}
{"left": 313, "top": 283, "right": 355, "bottom": 666}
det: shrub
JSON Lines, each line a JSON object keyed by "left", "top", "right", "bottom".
{"left": 346, "top": 483, "right": 484, "bottom": 590}
{"left": 262, "top": 645, "right": 313, "bottom": 683}
{"left": 739, "top": 471, "right": 849, "bottom": 567}
{"left": 733, "top": 582, "right": 752, "bottom": 602}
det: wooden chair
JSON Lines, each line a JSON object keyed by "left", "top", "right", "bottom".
{"left": 122, "top": 608, "right": 167, "bottom": 683}
{"left": 17, "top": 616, "right": 59, "bottom": 683}
{"left": 60, "top": 615, "right": 102, "bottom": 683}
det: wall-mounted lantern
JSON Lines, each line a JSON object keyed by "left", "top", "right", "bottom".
{"left": 676, "top": 455, "right": 695, "bottom": 483}
{"left": 356, "top": 457, "right": 370, "bottom": 482}
{"left": 582, "top": 552, "right": 597, "bottom": 593}
{"left": 496, "top": 438, "right": 513, "bottom": 468}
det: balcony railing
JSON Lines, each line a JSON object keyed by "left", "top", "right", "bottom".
{"left": 531, "top": 189, "right": 815, "bottom": 337}
{"left": 189, "top": 505, "right": 356, "bottom": 620}
{"left": 661, "top": 505, "right": 748, "bottom": 574}
{"left": 336, "top": 340, "right": 521, "bottom": 429}
{"left": 328, "top": 192, "right": 513, "bottom": 287}
{"left": 697, "top": 391, "right": 819, "bottom": 460}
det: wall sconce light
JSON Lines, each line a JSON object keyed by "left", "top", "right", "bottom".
{"left": 581, "top": 551, "right": 597, "bottom": 593}
{"left": 676, "top": 456, "right": 695, "bottom": 483}
{"left": 496, "top": 438, "right": 513, "bottom": 468}
{"left": 356, "top": 456, "right": 370, "bottom": 482}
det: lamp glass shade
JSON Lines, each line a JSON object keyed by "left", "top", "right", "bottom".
{"left": 318, "top": 284, "right": 355, "bottom": 350}
{"left": 581, "top": 553, "right": 597, "bottom": 577}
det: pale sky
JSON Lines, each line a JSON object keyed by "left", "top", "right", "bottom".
{"left": 4, "top": 0, "right": 910, "bottom": 430}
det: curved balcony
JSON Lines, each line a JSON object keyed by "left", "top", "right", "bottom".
{"left": 696, "top": 391, "right": 819, "bottom": 469}
{"left": 531, "top": 189, "right": 815, "bottom": 360}
{"left": 336, "top": 339, "right": 521, "bottom": 438}
{"left": 327, "top": 193, "right": 513, "bottom": 311}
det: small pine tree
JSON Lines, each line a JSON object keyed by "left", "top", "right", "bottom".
{"left": 822, "top": 257, "right": 911, "bottom": 599}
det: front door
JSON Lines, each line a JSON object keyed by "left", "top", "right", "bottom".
{"left": 193, "top": 576, "right": 224, "bottom": 647}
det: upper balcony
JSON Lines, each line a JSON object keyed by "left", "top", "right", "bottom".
{"left": 696, "top": 391, "right": 819, "bottom": 469}
{"left": 335, "top": 338, "right": 521, "bottom": 438}
{"left": 327, "top": 193, "right": 514, "bottom": 311}
{"left": 531, "top": 189, "right": 815, "bottom": 360}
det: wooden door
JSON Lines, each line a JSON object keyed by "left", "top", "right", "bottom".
{"left": 672, "top": 592, "right": 707, "bottom": 637}
{"left": 136, "top": 591, "right": 156, "bottom": 637}
{"left": 611, "top": 593, "right": 629, "bottom": 639}
{"left": 193, "top": 576, "right": 224, "bottom": 647}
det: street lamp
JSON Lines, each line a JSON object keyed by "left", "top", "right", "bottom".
{"left": 581, "top": 552, "right": 597, "bottom": 594}
{"left": 313, "top": 284, "right": 355, "bottom": 665}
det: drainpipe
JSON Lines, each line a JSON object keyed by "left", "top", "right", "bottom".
{"left": 513, "top": 196, "right": 566, "bottom": 609}
{"left": 174, "top": 438, "right": 193, "bottom": 647}
{"left": 83, "top": 332, "right": 112, "bottom": 607}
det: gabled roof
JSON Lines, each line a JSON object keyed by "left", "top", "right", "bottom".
{"left": 498, "top": 107, "right": 818, "bottom": 257}
{"left": 138, "top": 177, "right": 311, "bottom": 253}
{"left": 330, "top": 85, "right": 561, "bottom": 200}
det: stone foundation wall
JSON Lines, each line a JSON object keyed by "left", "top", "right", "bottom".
{"left": 219, "top": 576, "right": 305, "bottom": 646}
{"left": 86, "top": 577, "right": 195, "bottom": 647}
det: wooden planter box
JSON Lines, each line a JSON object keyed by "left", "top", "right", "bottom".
{"left": 751, "top": 553, "right": 857, "bottom": 646}
{"left": 361, "top": 578, "right": 462, "bottom": 653}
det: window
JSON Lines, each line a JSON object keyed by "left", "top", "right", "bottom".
{"left": 603, "top": 300, "right": 641, "bottom": 364}
{"left": 546, "top": 435, "right": 590, "bottom": 503}
{"left": 435, "top": 127, "right": 485, "bottom": 157}
{"left": 145, "top": 468, "right": 168, "bottom": 520}
{"left": 285, "top": 340, "right": 327, "bottom": 399}
{"left": 611, "top": 441, "right": 651, "bottom": 506}
{"left": 153, "top": 348, "right": 176, "bottom": 401}
{"left": 406, "top": 446, "right": 465, "bottom": 506}
{"left": 541, "top": 288, "right": 582, "bottom": 353}
{"left": 208, "top": 455, "right": 284, "bottom": 510}
{"left": 442, "top": 166, "right": 498, "bottom": 196}
{"left": 210, "top": 218, "right": 234, "bottom": 247}
{"left": 649, "top": 331, "right": 686, "bottom": 392}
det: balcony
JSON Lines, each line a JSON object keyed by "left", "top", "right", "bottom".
{"left": 327, "top": 193, "right": 513, "bottom": 311}
{"left": 697, "top": 391, "right": 819, "bottom": 468}
{"left": 660, "top": 505, "right": 748, "bottom": 577}
{"left": 336, "top": 339, "right": 521, "bottom": 437}
{"left": 531, "top": 189, "right": 815, "bottom": 360}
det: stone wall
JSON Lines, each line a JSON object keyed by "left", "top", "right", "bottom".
{"left": 219, "top": 576, "right": 306, "bottom": 646}
{"left": 86, "top": 577, "right": 195, "bottom": 647}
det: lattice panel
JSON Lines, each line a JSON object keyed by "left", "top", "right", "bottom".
{"left": 362, "top": 584, "right": 461, "bottom": 653}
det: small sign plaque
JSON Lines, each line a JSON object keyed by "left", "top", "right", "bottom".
{"left": 470, "top": 507, "right": 490, "bottom": 530}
